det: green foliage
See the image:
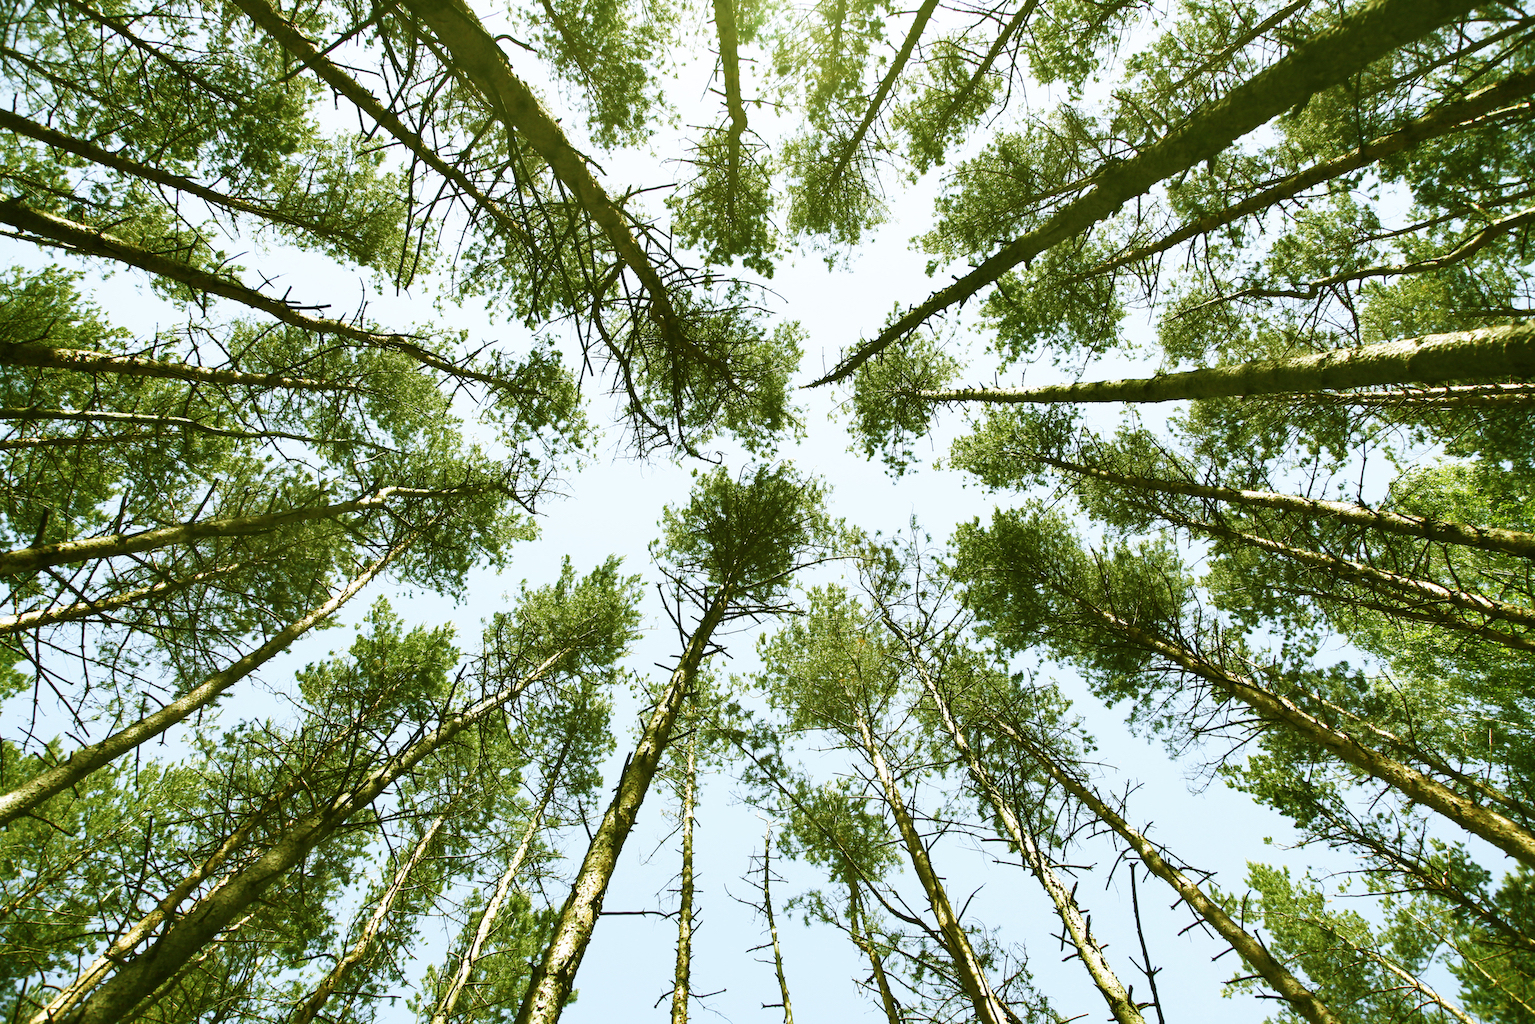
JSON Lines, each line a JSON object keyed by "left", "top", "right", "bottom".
{"left": 850, "top": 328, "right": 957, "bottom": 475}
{"left": 657, "top": 461, "right": 828, "bottom": 606}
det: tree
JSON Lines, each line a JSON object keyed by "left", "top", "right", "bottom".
{"left": 514, "top": 464, "right": 828, "bottom": 1024}
{"left": 6, "top": 0, "right": 1535, "bottom": 1020}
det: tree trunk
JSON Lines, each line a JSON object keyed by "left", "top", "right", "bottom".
{"left": 671, "top": 726, "right": 699, "bottom": 1024}
{"left": 0, "top": 484, "right": 453, "bottom": 578}
{"left": 813, "top": 0, "right": 1481, "bottom": 385}
{"left": 888, "top": 616, "right": 1144, "bottom": 1024}
{"left": 1279, "top": 382, "right": 1535, "bottom": 408}
{"left": 1174, "top": 512, "right": 1535, "bottom": 653}
{"left": 824, "top": 0, "right": 942, "bottom": 189}
{"left": 847, "top": 882, "right": 900, "bottom": 1024}
{"left": 53, "top": 642, "right": 573, "bottom": 1024}
{"left": 0, "top": 201, "right": 520, "bottom": 392}
{"left": 430, "top": 765, "right": 558, "bottom": 1024}
{"left": 0, "top": 108, "right": 370, "bottom": 243}
{"left": 1028, "top": 446, "right": 1535, "bottom": 562}
{"left": 761, "top": 825, "right": 794, "bottom": 1024}
{"left": 0, "top": 406, "right": 381, "bottom": 450}
{"left": 30, "top": 673, "right": 416, "bottom": 1024}
{"left": 0, "top": 342, "right": 338, "bottom": 392}
{"left": 918, "top": 321, "right": 1535, "bottom": 405}
{"left": 227, "top": 0, "right": 535, "bottom": 253}
{"left": 513, "top": 593, "right": 730, "bottom": 1024}
{"left": 992, "top": 718, "right": 1343, "bottom": 1024}
{"left": 853, "top": 712, "right": 1012, "bottom": 1024}
{"left": 0, "top": 538, "right": 409, "bottom": 828}
{"left": 0, "top": 562, "right": 243, "bottom": 636}
{"left": 1068, "top": 595, "right": 1535, "bottom": 866}
{"left": 288, "top": 808, "right": 450, "bottom": 1024}
{"left": 395, "top": 0, "right": 692, "bottom": 353}
{"left": 711, "top": 0, "right": 748, "bottom": 205}
{"left": 1081, "top": 66, "right": 1535, "bottom": 281}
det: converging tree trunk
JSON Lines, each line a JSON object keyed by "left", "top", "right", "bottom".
{"left": 917, "top": 321, "right": 1535, "bottom": 406}
{"left": 514, "top": 594, "right": 729, "bottom": 1024}
{"left": 886, "top": 615, "right": 1145, "bottom": 1024}
{"left": 814, "top": 0, "right": 1482, "bottom": 384}
{"left": 0, "top": 538, "right": 410, "bottom": 828}
{"left": 52, "top": 641, "right": 577, "bottom": 1024}
{"left": 991, "top": 717, "right": 1343, "bottom": 1024}
{"left": 671, "top": 725, "right": 699, "bottom": 1024}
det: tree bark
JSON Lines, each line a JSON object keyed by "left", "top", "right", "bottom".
{"left": 0, "top": 201, "right": 522, "bottom": 392}
{"left": 0, "top": 108, "right": 375, "bottom": 245}
{"left": 430, "top": 766, "right": 558, "bottom": 1024}
{"left": 847, "top": 882, "right": 900, "bottom": 1024}
{"left": 918, "top": 321, "right": 1535, "bottom": 405}
{"left": 30, "top": 677, "right": 417, "bottom": 1024}
{"left": 823, "top": 0, "right": 942, "bottom": 189}
{"left": 813, "top": 0, "right": 1482, "bottom": 385}
{"left": 761, "top": 826, "right": 794, "bottom": 1024}
{"left": 1174, "top": 512, "right": 1535, "bottom": 653}
{"left": 0, "top": 406, "right": 384, "bottom": 451}
{"left": 395, "top": 0, "right": 695, "bottom": 356}
{"left": 0, "top": 342, "right": 338, "bottom": 392}
{"left": 0, "top": 537, "right": 409, "bottom": 828}
{"left": 225, "top": 0, "right": 534, "bottom": 252}
{"left": 711, "top": 0, "right": 748, "bottom": 210}
{"left": 513, "top": 593, "right": 730, "bottom": 1024}
{"left": 1279, "top": 383, "right": 1535, "bottom": 408}
{"left": 1067, "top": 595, "right": 1535, "bottom": 867}
{"left": 671, "top": 727, "right": 698, "bottom": 1024}
{"left": 0, "top": 484, "right": 453, "bottom": 578}
{"left": 1079, "top": 66, "right": 1535, "bottom": 282}
{"left": 0, "top": 562, "right": 244, "bottom": 636}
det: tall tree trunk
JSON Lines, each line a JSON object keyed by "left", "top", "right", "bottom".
{"left": 814, "top": 0, "right": 1482, "bottom": 384}
{"left": 1080, "top": 66, "right": 1535, "bottom": 281}
{"left": 0, "top": 342, "right": 338, "bottom": 392}
{"left": 1024, "top": 445, "right": 1535, "bottom": 561}
{"left": 671, "top": 726, "right": 699, "bottom": 1024}
{"left": 1172, "top": 512, "right": 1535, "bottom": 652}
{"left": 53, "top": 642, "right": 574, "bottom": 1024}
{"left": 31, "top": 676, "right": 414, "bottom": 1024}
{"left": 823, "top": 0, "right": 942, "bottom": 188}
{"left": 710, "top": 0, "right": 748, "bottom": 210}
{"left": 0, "top": 537, "right": 410, "bottom": 828}
{"left": 852, "top": 713, "right": 1012, "bottom": 1024}
{"left": 0, "top": 561, "right": 244, "bottom": 636}
{"left": 991, "top": 720, "right": 1343, "bottom": 1024}
{"left": 430, "top": 758, "right": 561, "bottom": 1024}
{"left": 847, "top": 882, "right": 900, "bottom": 1024}
{"left": 1277, "top": 382, "right": 1535, "bottom": 408}
{"left": 227, "top": 0, "right": 535, "bottom": 252}
{"left": 395, "top": 0, "right": 695, "bottom": 355}
{"left": 0, "top": 108, "right": 375, "bottom": 244}
{"left": 513, "top": 593, "right": 731, "bottom": 1024}
{"left": 886, "top": 616, "right": 1144, "bottom": 1024}
{"left": 1065, "top": 594, "right": 1535, "bottom": 866}
{"left": 917, "top": 321, "right": 1535, "bottom": 405}
{"left": 0, "top": 405, "right": 382, "bottom": 450}
{"left": 0, "top": 484, "right": 456, "bottom": 578}
{"left": 0, "top": 201, "right": 518, "bottom": 392}
{"left": 287, "top": 808, "right": 451, "bottom": 1024}
{"left": 761, "top": 825, "right": 794, "bottom": 1024}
